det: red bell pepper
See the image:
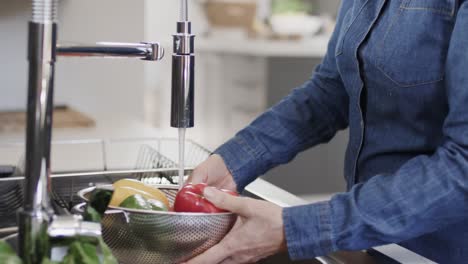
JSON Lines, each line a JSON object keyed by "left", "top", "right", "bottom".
{"left": 174, "top": 183, "right": 238, "bottom": 213}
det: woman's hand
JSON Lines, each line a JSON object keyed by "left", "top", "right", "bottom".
{"left": 187, "top": 154, "right": 237, "bottom": 192}
{"left": 183, "top": 187, "right": 287, "bottom": 264}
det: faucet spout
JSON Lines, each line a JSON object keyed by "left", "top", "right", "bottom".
{"left": 171, "top": 19, "right": 195, "bottom": 127}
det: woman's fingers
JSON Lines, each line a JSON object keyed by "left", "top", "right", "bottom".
{"left": 219, "top": 257, "right": 237, "bottom": 264}
{"left": 183, "top": 243, "right": 229, "bottom": 264}
{"left": 204, "top": 187, "right": 251, "bottom": 215}
{"left": 184, "top": 198, "right": 285, "bottom": 264}
{"left": 186, "top": 167, "right": 205, "bottom": 184}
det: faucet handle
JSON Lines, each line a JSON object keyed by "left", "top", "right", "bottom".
{"left": 141, "top": 42, "right": 165, "bottom": 61}
{"left": 48, "top": 215, "right": 101, "bottom": 238}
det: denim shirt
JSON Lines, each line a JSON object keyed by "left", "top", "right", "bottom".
{"left": 214, "top": 0, "right": 468, "bottom": 262}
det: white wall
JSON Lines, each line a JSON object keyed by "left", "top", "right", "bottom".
{"left": 0, "top": 0, "right": 147, "bottom": 120}
{"left": 56, "top": 0, "right": 146, "bottom": 120}
{"left": 0, "top": 0, "right": 205, "bottom": 139}
{"left": 0, "top": 0, "right": 29, "bottom": 111}
{"left": 143, "top": 0, "right": 179, "bottom": 128}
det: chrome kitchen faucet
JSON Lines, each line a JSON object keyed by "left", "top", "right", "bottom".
{"left": 18, "top": 0, "right": 195, "bottom": 262}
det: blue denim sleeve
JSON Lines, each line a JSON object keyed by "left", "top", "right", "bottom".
{"left": 214, "top": 2, "right": 351, "bottom": 192}
{"left": 283, "top": 2, "right": 468, "bottom": 260}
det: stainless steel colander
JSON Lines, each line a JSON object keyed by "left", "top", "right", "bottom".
{"left": 77, "top": 184, "right": 237, "bottom": 264}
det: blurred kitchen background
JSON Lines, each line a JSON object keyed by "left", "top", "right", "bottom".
{"left": 0, "top": 0, "right": 346, "bottom": 202}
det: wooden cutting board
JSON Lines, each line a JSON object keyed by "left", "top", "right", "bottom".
{"left": 0, "top": 105, "right": 95, "bottom": 133}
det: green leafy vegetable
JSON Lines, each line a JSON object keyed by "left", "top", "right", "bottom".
{"left": 83, "top": 206, "right": 102, "bottom": 223}
{"left": 1, "top": 236, "right": 116, "bottom": 264}
{"left": 0, "top": 186, "right": 118, "bottom": 264}
{"left": 62, "top": 239, "right": 100, "bottom": 264}
{"left": 41, "top": 258, "right": 60, "bottom": 264}
{"left": 0, "top": 254, "right": 23, "bottom": 264}
{"left": 83, "top": 188, "right": 113, "bottom": 223}
{"left": 88, "top": 189, "right": 114, "bottom": 217}
{"left": 0, "top": 241, "right": 22, "bottom": 264}
{"left": 37, "top": 222, "right": 52, "bottom": 263}
{"left": 98, "top": 238, "right": 117, "bottom": 264}
{"left": 0, "top": 240, "right": 15, "bottom": 255}
{"left": 43, "top": 237, "right": 117, "bottom": 264}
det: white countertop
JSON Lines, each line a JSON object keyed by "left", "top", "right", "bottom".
{"left": 0, "top": 114, "right": 164, "bottom": 142}
{"left": 0, "top": 114, "right": 176, "bottom": 172}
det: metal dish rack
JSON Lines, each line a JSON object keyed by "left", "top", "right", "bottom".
{"left": 0, "top": 138, "right": 211, "bottom": 229}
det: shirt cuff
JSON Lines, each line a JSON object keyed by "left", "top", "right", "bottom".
{"left": 213, "top": 134, "right": 269, "bottom": 191}
{"left": 283, "top": 201, "right": 336, "bottom": 260}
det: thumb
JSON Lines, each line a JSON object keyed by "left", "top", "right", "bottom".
{"left": 186, "top": 168, "right": 208, "bottom": 185}
{"left": 204, "top": 187, "right": 249, "bottom": 215}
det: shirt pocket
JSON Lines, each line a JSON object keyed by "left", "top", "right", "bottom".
{"left": 401, "top": 0, "right": 456, "bottom": 16}
{"left": 376, "top": 0, "right": 456, "bottom": 87}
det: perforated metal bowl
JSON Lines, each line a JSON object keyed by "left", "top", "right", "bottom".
{"left": 77, "top": 184, "right": 236, "bottom": 264}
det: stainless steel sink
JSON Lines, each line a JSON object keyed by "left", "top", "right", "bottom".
{"left": 2, "top": 232, "right": 379, "bottom": 264}
{"left": 0, "top": 172, "right": 388, "bottom": 264}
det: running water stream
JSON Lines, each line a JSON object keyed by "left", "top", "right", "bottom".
{"left": 178, "top": 128, "right": 186, "bottom": 190}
